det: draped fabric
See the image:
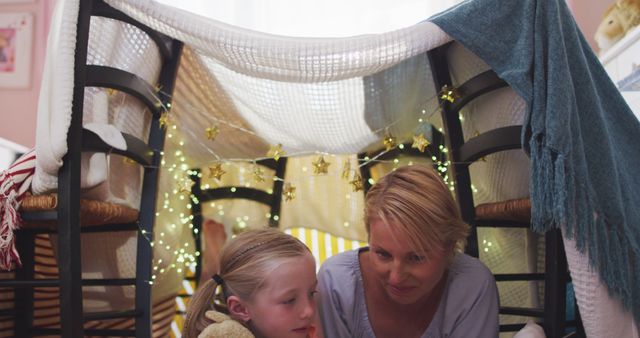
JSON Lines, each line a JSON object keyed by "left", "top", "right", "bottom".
{"left": 0, "top": 149, "right": 35, "bottom": 270}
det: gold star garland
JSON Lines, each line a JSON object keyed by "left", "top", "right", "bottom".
{"left": 312, "top": 156, "right": 331, "bottom": 175}
{"left": 283, "top": 183, "right": 296, "bottom": 201}
{"left": 412, "top": 133, "right": 430, "bottom": 153}
{"left": 122, "top": 157, "right": 137, "bottom": 165}
{"left": 253, "top": 165, "right": 266, "bottom": 182}
{"left": 349, "top": 174, "right": 364, "bottom": 192}
{"left": 383, "top": 132, "right": 397, "bottom": 151}
{"left": 439, "top": 85, "right": 460, "bottom": 103}
{"left": 205, "top": 125, "right": 220, "bottom": 141}
{"left": 208, "top": 163, "right": 226, "bottom": 180}
{"left": 267, "top": 144, "right": 286, "bottom": 161}
{"left": 341, "top": 161, "right": 351, "bottom": 180}
{"left": 177, "top": 177, "right": 194, "bottom": 194}
{"left": 142, "top": 86, "right": 459, "bottom": 287}
{"left": 159, "top": 111, "right": 169, "bottom": 129}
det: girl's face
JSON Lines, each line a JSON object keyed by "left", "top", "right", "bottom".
{"left": 247, "top": 253, "right": 318, "bottom": 338}
{"left": 368, "top": 218, "right": 449, "bottom": 305}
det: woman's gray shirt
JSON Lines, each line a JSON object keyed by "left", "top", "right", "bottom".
{"left": 317, "top": 249, "right": 499, "bottom": 338}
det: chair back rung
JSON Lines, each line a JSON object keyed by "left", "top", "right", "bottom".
{"left": 31, "top": 327, "right": 137, "bottom": 337}
{"left": 83, "top": 278, "right": 137, "bottom": 286}
{"left": 75, "top": 222, "right": 140, "bottom": 233}
{"left": 0, "top": 278, "right": 137, "bottom": 287}
{"left": 500, "top": 306, "right": 545, "bottom": 318}
{"left": 83, "top": 309, "right": 142, "bottom": 321}
{"left": 0, "top": 279, "right": 59, "bottom": 287}
{"left": 494, "top": 272, "right": 545, "bottom": 281}
{"left": 448, "top": 69, "right": 508, "bottom": 114}
{"left": 458, "top": 126, "right": 522, "bottom": 164}
{"left": 200, "top": 187, "right": 273, "bottom": 205}
{"left": 475, "top": 219, "right": 530, "bottom": 228}
{"left": 499, "top": 323, "right": 528, "bottom": 332}
{"left": 20, "top": 211, "right": 58, "bottom": 223}
{"left": 81, "top": 128, "right": 155, "bottom": 167}
{"left": 85, "top": 65, "right": 164, "bottom": 117}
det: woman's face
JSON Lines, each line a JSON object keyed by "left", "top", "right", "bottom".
{"left": 246, "top": 253, "right": 318, "bottom": 338}
{"left": 367, "top": 218, "right": 449, "bottom": 305}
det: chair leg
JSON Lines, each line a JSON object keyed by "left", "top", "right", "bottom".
{"left": 544, "top": 228, "right": 567, "bottom": 338}
{"left": 14, "top": 231, "right": 35, "bottom": 337}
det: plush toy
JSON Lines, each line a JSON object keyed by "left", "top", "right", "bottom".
{"left": 594, "top": 0, "right": 640, "bottom": 54}
{"left": 198, "top": 311, "right": 255, "bottom": 338}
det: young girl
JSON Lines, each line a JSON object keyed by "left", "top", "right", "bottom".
{"left": 183, "top": 228, "right": 319, "bottom": 338}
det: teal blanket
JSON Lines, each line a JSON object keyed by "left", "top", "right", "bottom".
{"left": 431, "top": 0, "right": 640, "bottom": 325}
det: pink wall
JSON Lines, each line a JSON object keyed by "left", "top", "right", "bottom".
{"left": 567, "top": 0, "right": 615, "bottom": 53}
{"left": 0, "top": 0, "right": 55, "bottom": 149}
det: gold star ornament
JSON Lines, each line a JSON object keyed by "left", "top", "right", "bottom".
{"left": 208, "top": 163, "right": 226, "bottom": 180}
{"left": 177, "top": 177, "right": 194, "bottom": 194}
{"left": 341, "top": 161, "right": 351, "bottom": 180}
{"left": 312, "top": 156, "right": 331, "bottom": 175}
{"left": 439, "top": 85, "right": 460, "bottom": 103}
{"left": 412, "top": 133, "right": 430, "bottom": 153}
{"left": 205, "top": 125, "right": 220, "bottom": 141}
{"left": 158, "top": 111, "right": 169, "bottom": 129}
{"left": 383, "top": 133, "right": 397, "bottom": 151}
{"left": 350, "top": 174, "right": 364, "bottom": 192}
{"left": 282, "top": 183, "right": 296, "bottom": 201}
{"left": 253, "top": 165, "right": 266, "bottom": 182}
{"left": 267, "top": 144, "right": 286, "bottom": 161}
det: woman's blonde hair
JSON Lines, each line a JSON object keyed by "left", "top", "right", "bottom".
{"left": 182, "top": 228, "right": 311, "bottom": 338}
{"left": 364, "top": 164, "right": 470, "bottom": 260}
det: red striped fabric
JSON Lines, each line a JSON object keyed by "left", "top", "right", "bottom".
{"left": 0, "top": 148, "right": 36, "bottom": 271}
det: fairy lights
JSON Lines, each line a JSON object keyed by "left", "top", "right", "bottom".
{"left": 139, "top": 83, "right": 488, "bottom": 295}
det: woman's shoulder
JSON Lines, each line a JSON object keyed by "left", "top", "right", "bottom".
{"left": 317, "top": 248, "right": 365, "bottom": 288}
{"left": 449, "top": 253, "right": 493, "bottom": 279}
{"left": 319, "top": 247, "right": 364, "bottom": 273}
{"left": 446, "top": 253, "right": 497, "bottom": 298}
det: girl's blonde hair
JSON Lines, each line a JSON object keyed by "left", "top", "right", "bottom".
{"left": 182, "top": 228, "right": 311, "bottom": 338}
{"left": 364, "top": 164, "right": 470, "bottom": 261}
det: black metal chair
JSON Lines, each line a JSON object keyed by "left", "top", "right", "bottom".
{"left": 427, "top": 42, "right": 582, "bottom": 337}
{"left": 187, "top": 158, "right": 288, "bottom": 288}
{"left": 0, "top": 1, "right": 182, "bottom": 337}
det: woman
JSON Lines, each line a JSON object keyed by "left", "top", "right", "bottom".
{"left": 317, "top": 164, "right": 498, "bottom": 337}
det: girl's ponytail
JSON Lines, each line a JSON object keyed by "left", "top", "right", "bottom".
{"left": 182, "top": 278, "right": 219, "bottom": 338}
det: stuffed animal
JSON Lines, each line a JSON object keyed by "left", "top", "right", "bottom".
{"left": 594, "top": 0, "right": 640, "bottom": 54}
{"left": 198, "top": 311, "right": 255, "bottom": 338}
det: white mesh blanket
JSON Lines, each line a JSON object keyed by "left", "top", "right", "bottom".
{"left": 102, "top": 0, "right": 454, "bottom": 163}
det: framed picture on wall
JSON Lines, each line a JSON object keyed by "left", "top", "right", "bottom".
{"left": 0, "top": 12, "right": 33, "bottom": 89}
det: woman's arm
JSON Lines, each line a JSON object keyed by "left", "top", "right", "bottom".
{"left": 447, "top": 259, "right": 500, "bottom": 338}
{"left": 316, "top": 261, "right": 355, "bottom": 338}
